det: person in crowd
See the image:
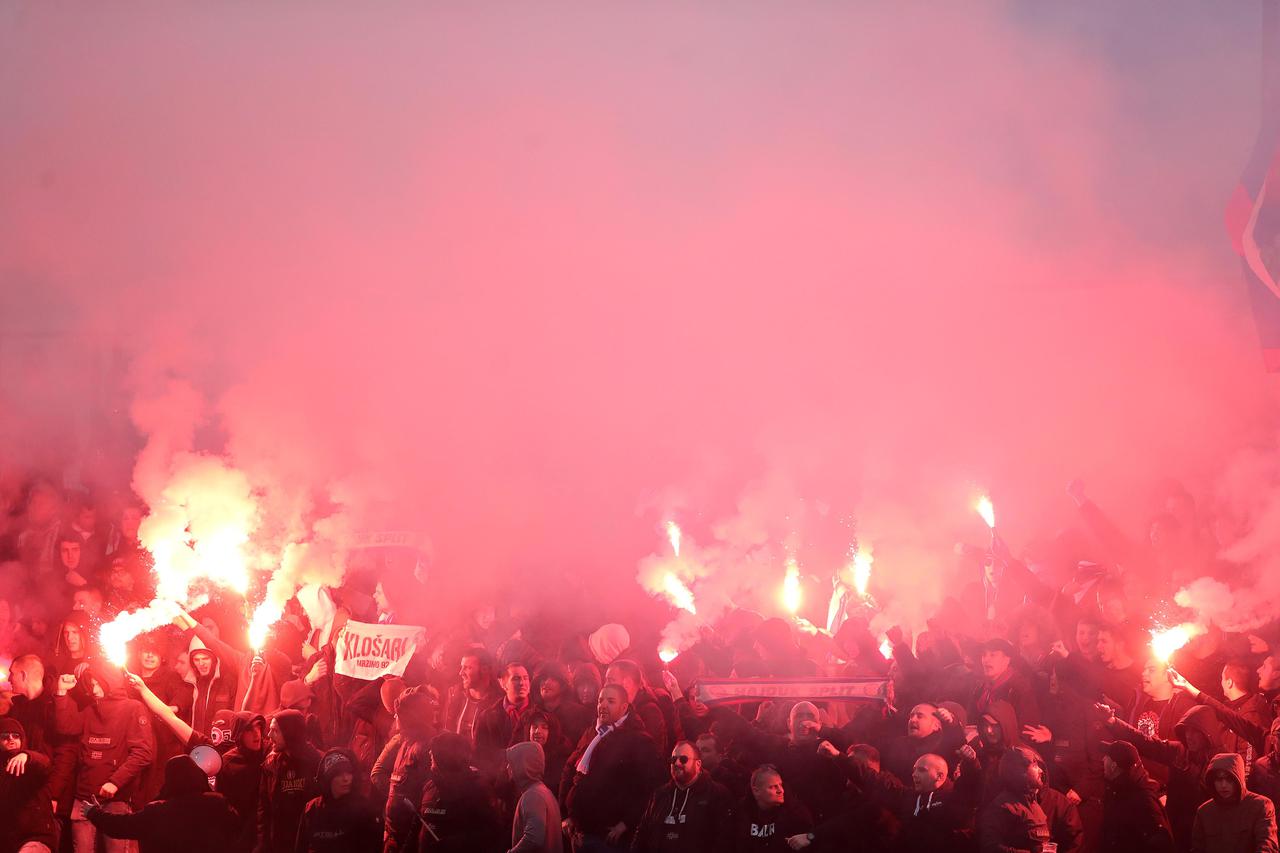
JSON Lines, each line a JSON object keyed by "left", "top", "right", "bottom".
{"left": 730, "top": 764, "right": 811, "bottom": 852}
{"left": 1191, "top": 753, "right": 1278, "bottom": 853}
{"left": 1133, "top": 658, "right": 1199, "bottom": 740}
{"left": 8, "top": 654, "right": 73, "bottom": 780}
{"left": 50, "top": 611, "right": 93, "bottom": 676}
{"left": 633, "top": 740, "right": 734, "bottom": 852}
{"left": 514, "top": 707, "right": 571, "bottom": 798}
{"left": 587, "top": 624, "right": 632, "bottom": 670}
{"left": 696, "top": 732, "right": 749, "bottom": 795}
{"left": 1170, "top": 664, "right": 1273, "bottom": 763}
{"left": 506, "top": 741, "right": 563, "bottom": 853}
{"left": 444, "top": 649, "right": 501, "bottom": 743}
{"left": 563, "top": 683, "right": 664, "bottom": 850}
{"left": 972, "top": 638, "right": 1040, "bottom": 731}
{"left": 0, "top": 716, "right": 59, "bottom": 853}
{"left": 256, "top": 710, "right": 322, "bottom": 853}
{"left": 1096, "top": 624, "right": 1144, "bottom": 716}
{"left": 129, "top": 633, "right": 190, "bottom": 804}
{"left": 1256, "top": 655, "right": 1280, "bottom": 706}
{"left": 1031, "top": 750, "right": 1085, "bottom": 853}
{"left": 294, "top": 748, "right": 382, "bottom": 853}
{"left": 86, "top": 755, "right": 238, "bottom": 853}
{"left": 745, "top": 700, "right": 848, "bottom": 823}
{"left": 185, "top": 638, "right": 234, "bottom": 739}
{"left": 474, "top": 662, "right": 534, "bottom": 768}
{"left": 1099, "top": 699, "right": 1226, "bottom": 851}
{"left": 176, "top": 608, "right": 292, "bottom": 719}
{"left": 977, "top": 745, "right": 1051, "bottom": 853}
{"left": 533, "top": 662, "right": 593, "bottom": 747}
{"left": 604, "top": 659, "right": 669, "bottom": 752}
{"left": 1249, "top": 717, "right": 1280, "bottom": 807}
{"left": 1100, "top": 739, "right": 1173, "bottom": 853}
{"left": 417, "top": 731, "right": 503, "bottom": 851}
{"left": 54, "top": 663, "right": 155, "bottom": 853}
{"left": 384, "top": 688, "right": 442, "bottom": 853}
{"left": 881, "top": 702, "right": 964, "bottom": 785}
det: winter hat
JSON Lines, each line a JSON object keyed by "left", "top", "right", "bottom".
{"left": 429, "top": 732, "right": 470, "bottom": 772}
{"left": 158, "top": 755, "right": 211, "bottom": 799}
{"left": 789, "top": 701, "right": 820, "bottom": 726}
{"left": 317, "top": 749, "right": 356, "bottom": 789}
{"left": 0, "top": 717, "right": 25, "bottom": 741}
{"left": 1105, "top": 740, "right": 1140, "bottom": 771}
{"left": 588, "top": 624, "right": 631, "bottom": 666}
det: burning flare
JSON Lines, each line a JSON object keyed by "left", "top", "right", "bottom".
{"left": 658, "top": 647, "right": 678, "bottom": 664}
{"left": 661, "top": 572, "right": 697, "bottom": 615}
{"left": 782, "top": 557, "right": 803, "bottom": 615}
{"left": 879, "top": 636, "right": 894, "bottom": 660}
{"left": 852, "top": 548, "right": 873, "bottom": 598}
{"left": 1151, "top": 623, "right": 1203, "bottom": 663}
{"left": 975, "top": 495, "right": 996, "bottom": 529}
{"left": 666, "top": 521, "right": 682, "bottom": 557}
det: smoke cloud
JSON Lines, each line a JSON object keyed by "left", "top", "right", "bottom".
{"left": 1, "top": 3, "right": 1278, "bottom": 637}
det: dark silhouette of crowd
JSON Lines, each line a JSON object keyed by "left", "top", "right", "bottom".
{"left": 1, "top": 474, "right": 1279, "bottom": 853}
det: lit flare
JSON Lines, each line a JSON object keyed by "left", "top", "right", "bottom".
{"left": 1151, "top": 623, "right": 1202, "bottom": 663}
{"left": 661, "top": 572, "right": 697, "bottom": 615}
{"left": 782, "top": 558, "right": 802, "bottom": 615}
{"left": 975, "top": 496, "right": 996, "bottom": 529}
{"left": 666, "top": 521, "right": 682, "bottom": 557}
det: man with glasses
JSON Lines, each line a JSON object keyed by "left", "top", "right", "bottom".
{"left": 0, "top": 717, "right": 59, "bottom": 853}
{"left": 632, "top": 741, "right": 734, "bottom": 852}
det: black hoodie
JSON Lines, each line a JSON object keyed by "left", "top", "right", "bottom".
{"left": 0, "top": 718, "right": 59, "bottom": 852}
{"left": 1100, "top": 760, "right": 1173, "bottom": 853}
{"left": 54, "top": 662, "right": 156, "bottom": 802}
{"left": 255, "top": 709, "right": 322, "bottom": 853}
{"left": 88, "top": 755, "right": 238, "bottom": 853}
{"left": 219, "top": 711, "right": 266, "bottom": 853}
{"left": 295, "top": 748, "right": 382, "bottom": 853}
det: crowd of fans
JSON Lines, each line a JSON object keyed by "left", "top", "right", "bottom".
{"left": 0, "top": 474, "right": 1279, "bottom": 853}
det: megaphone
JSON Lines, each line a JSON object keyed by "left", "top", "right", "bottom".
{"left": 190, "top": 745, "right": 223, "bottom": 777}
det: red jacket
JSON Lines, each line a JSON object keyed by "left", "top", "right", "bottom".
{"left": 54, "top": 667, "right": 155, "bottom": 802}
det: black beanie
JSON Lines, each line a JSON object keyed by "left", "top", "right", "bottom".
{"left": 1105, "top": 740, "right": 1140, "bottom": 771}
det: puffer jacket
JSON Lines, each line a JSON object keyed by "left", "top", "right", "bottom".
{"left": 1191, "top": 753, "right": 1278, "bottom": 853}
{"left": 977, "top": 745, "right": 1051, "bottom": 853}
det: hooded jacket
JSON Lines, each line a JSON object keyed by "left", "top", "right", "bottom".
{"left": 0, "top": 718, "right": 59, "bottom": 853}
{"left": 1191, "top": 753, "right": 1278, "bottom": 853}
{"left": 54, "top": 663, "right": 156, "bottom": 802}
{"left": 1109, "top": 702, "right": 1226, "bottom": 851}
{"left": 51, "top": 611, "right": 95, "bottom": 676}
{"left": 1101, "top": 759, "right": 1173, "bottom": 853}
{"left": 385, "top": 689, "right": 442, "bottom": 853}
{"left": 189, "top": 623, "right": 291, "bottom": 719}
{"left": 87, "top": 755, "right": 238, "bottom": 853}
{"left": 977, "top": 745, "right": 1051, "bottom": 853}
{"left": 417, "top": 736, "right": 504, "bottom": 852}
{"left": 507, "top": 742, "right": 563, "bottom": 853}
{"left": 294, "top": 749, "right": 382, "bottom": 853}
{"left": 633, "top": 768, "right": 734, "bottom": 853}
{"left": 186, "top": 636, "right": 235, "bottom": 739}
{"left": 255, "top": 709, "right": 322, "bottom": 853}
{"left": 218, "top": 711, "right": 266, "bottom": 853}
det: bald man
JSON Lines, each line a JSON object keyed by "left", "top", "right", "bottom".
{"left": 883, "top": 704, "right": 964, "bottom": 785}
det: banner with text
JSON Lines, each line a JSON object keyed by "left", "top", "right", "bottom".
{"left": 694, "top": 677, "right": 889, "bottom": 705}
{"left": 334, "top": 620, "right": 424, "bottom": 680}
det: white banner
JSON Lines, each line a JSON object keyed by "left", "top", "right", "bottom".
{"left": 334, "top": 620, "right": 424, "bottom": 680}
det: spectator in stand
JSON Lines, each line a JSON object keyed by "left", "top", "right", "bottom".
{"left": 255, "top": 710, "right": 321, "bottom": 853}
{"left": 445, "top": 648, "right": 501, "bottom": 744}
{"left": 1191, "top": 753, "right": 1278, "bottom": 853}
{"left": 473, "top": 662, "right": 534, "bottom": 769}
{"left": 1250, "top": 717, "right": 1280, "bottom": 809}
{"left": 103, "top": 558, "right": 145, "bottom": 618}
{"left": 294, "top": 748, "right": 382, "bottom": 853}
{"left": 506, "top": 741, "right": 563, "bottom": 853}
{"left": 416, "top": 731, "right": 504, "bottom": 851}
{"left": 730, "top": 764, "right": 811, "bottom": 852}
{"left": 105, "top": 501, "right": 144, "bottom": 560}
{"left": 604, "top": 659, "right": 667, "bottom": 751}
{"left": 696, "top": 732, "right": 749, "bottom": 795}
{"left": 1099, "top": 740, "right": 1173, "bottom": 853}
{"left": 184, "top": 639, "right": 234, "bottom": 739}
{"left": 54, "top": 663, "right": 155, "bottom": 853}
{"left": 1171, "top": 663, "right": 1273, "bottom": 764}
{"left": 176, "top": 608, "right": 291, "bottom": 719}
{"left": 0, "top": 716, "right": 59, "bottom": 853}
{"left": 87, "top": 754, "right": 238, "bottom": 853}
{"left": 977, "top": 745, "right": 1051, "bottom": 853}
{"left": 514, "top": 707, "right": 571, "bottom": 798}
{"left": 50, "top": 611, "right": 93, "bottom": 676}
{"left": 57, "top": 532, "right": 89, "bottom": 595}
{"left": 972, "top": 638, "right": 1040, "bottom": 731}
{"left": 384, "top": 688, "right": 442, "bottom": 853}
{"left": 633, "top": 740, "right": 734, "bottom": 853}
{"left": 563, "top": 683, "right": 664, "bottom": 851}
{"left": 533, "top": 662, "right": 592, "bottom": 747}
{"left": 129, "top": 633, "right": 189, "bottom": 803}
{"left": 881, "top": 703, "right": 964, "bottom": 786}
{"left": 1096, "top": 623, "right": 1144, "bottom": 717}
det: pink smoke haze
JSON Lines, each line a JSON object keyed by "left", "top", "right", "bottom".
{"left": 1, "top": 4, "right": 1278, "bottom": 626}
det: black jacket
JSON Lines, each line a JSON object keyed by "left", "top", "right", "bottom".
{"left": 0, "top": 747, "right": 58, "bottom": 852}
{"left": 90, "top": 792, "right": 238, "bottom": 853}
{"left": 977, "top": 746, "right": 1051, "bottom": 853}
{"left": 418, "top": 766, "right": 504, "bottom": 852}
{"left": 730, "top": 796, "right": 812, "bottom": 852}
{"left": 563, "top": 712, "right": 665, "bottom": 838}
{"left": 632, "top": 771, "right": 735, "bottom": 853}
{"left": 295, "top": 791, "right": 382, "bottom": 853}
{"left": 255, "top": 710, "right": 322, "bottom": 853}
{"left": 1100, "top": 764, "right": 1173, "bottom": 853}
